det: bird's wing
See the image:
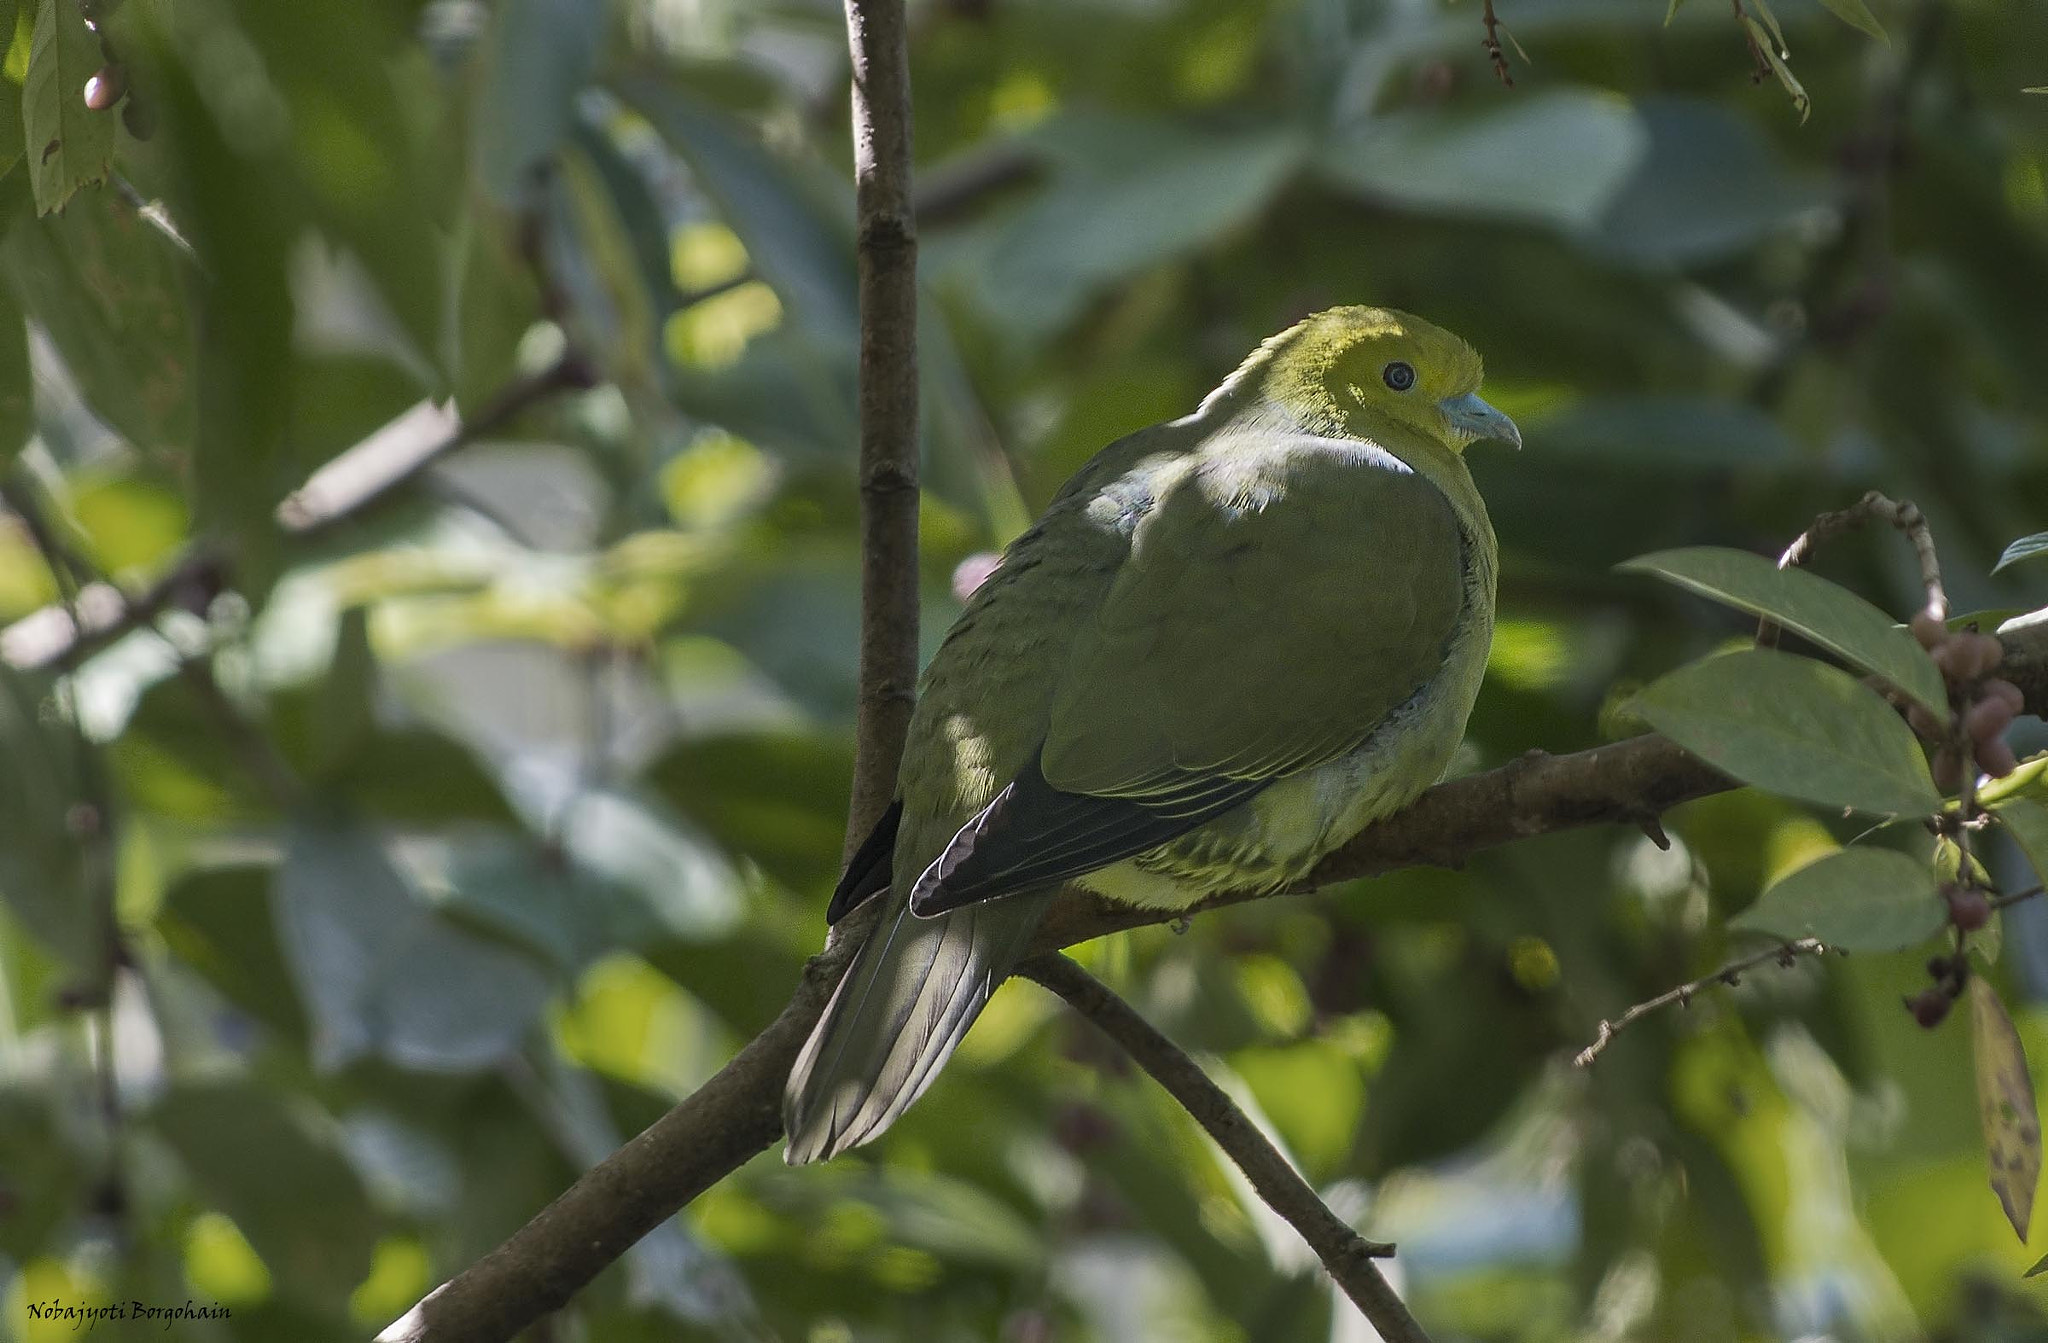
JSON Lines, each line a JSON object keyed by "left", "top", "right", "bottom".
{"left": 909, "top": 436, "right": 1470, "bottom": 916}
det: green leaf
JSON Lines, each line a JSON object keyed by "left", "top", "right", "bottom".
{"left": 0, "top": 175, "right": 196, "bottom": 458}
{"left": 310, "top": 607, "right": 375, "bottom": 777}
{"left": 1317, "top": 91, "right": 1648, "bottom": 232}
{"left": 1815, "top": 0, "right": 1887, "bottom": 42}
{"left": 151, "top": 1081, "right": 378, "bottom": 1303}
{"left": 1996, "top": 797, "right": 2048, "bottom": 887}
{"left": 956, "top": 111, "right": 1304, "bottom": 342}
{"left": 1743, "top": 13, "right": 1811, "bottom": 122}
{"left": 156, "top": 864, "right": 308, "bottom": 1040}
{"left": 616, "top": 74, "right": 858, "bottom": 347}
{"left": 473, "top": 0, "right": 604, "bottom": 204}
{"left": 1970, "top": 978, "right": 2042, "bottom": 1242}
{"left": 1587, "top": 99, "right": 1834, "bottom": 268}
{"left": 1730, "top": 848, "right": 1944, "bottom": 951}
{"left": 2027, "top": 1251, "right": 2048, "bottom": 1277}
{"left": 1619, "top": 545, "right": 1948, "bottom": 719}
{"left": 1994, "top": 532, "right": 2048, "bottom": 574}
{"left": 23, "top": 0, "right": 114, "bottom": 213}
{"left": 276, "top": 814, "right": 554, "bottom": 1071}
{"left": 1632, "top": 648, "right": 1941, "bottom": 816}
{"left": 0, "top": 666, "right": 94, "bottom": 974}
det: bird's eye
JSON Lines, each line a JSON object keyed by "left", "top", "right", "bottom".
{"left": 1382, "top": 361, "right": 1416, "bottom": 392}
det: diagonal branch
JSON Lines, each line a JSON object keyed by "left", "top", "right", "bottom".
{"left": 1019, "top": 954, "right": 1428, "bottom": 1343}
{"left": 376, "top": 614, "right": 2048, "bottom": 1343}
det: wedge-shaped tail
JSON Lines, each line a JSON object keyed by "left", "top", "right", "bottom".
{"left": 783, "top": 891, "right": 1051, "bottom": 1164}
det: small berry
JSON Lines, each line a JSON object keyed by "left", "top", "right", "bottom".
{"left": 1977, "top": 635, "right": 2005, "bottom": 673}
{"left": 83, "top": 66, "right": 122, "bottom": 111}
{"left": 1946, "top": 884, "right": 1991, "bottom": 931}
{"left": 1906, "top": 988, "right": 1951, "bottom": 1028}
{"left": 1932, "top": 746, "right": 1963, "bottom": 792}
{"left": 1911, "top": 610, "right": 1948, "bottom": 650}
{"left": 1980, "top": 739, "right": 2020, "bottom": 778}
{"left": 1934, "top": 638, "right": 1990, "bottom": 683}
{"left": 1965, "top": 696, "right": 2016, "bottom": 745}
{"left": 1983, "top": 678, "right": 2024, "bottom": 715}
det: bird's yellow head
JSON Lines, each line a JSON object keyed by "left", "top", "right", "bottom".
{"left": 1232, "top": 306, "right": 1521, "bottom": 455}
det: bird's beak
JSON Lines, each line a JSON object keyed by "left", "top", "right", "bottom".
{"left": 1439, "top": 391, "right": 1522, "bottom": 451}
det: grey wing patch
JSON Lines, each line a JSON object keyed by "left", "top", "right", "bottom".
{"left": 905, "top": 749, "right": 1269, "bottom": 918}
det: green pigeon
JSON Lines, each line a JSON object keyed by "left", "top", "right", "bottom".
{"left": 785, "top": 306, "right": 1518, "bottom": 1163}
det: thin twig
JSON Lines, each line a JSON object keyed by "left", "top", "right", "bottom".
{"left": 1574, "top": 937, "right": 1836, "bottom": 1068}
{"left": 1759, "top": 491, "right": 1948, "bottom": 649}
{"left": 1991, "top": 884, "right": 2046, "bottom": 913}
{"left": 1020, "top": 955, "right": 1429, "bottom": 1343}
{"left": 840, "top": 0, "right": 922, "bottom": 857}
{"left": 1732, "top": 0, "right": 1770, "bottom": 83}
{"left": 1480, "top": 0, "right": 1513, "bottom": 87}
{"left": 277, "top": 351, "right": 595, "bottom": 536}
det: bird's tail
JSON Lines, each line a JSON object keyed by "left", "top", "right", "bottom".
{"left": 783, "top": 890, "right": 1053, "bottom": 1164}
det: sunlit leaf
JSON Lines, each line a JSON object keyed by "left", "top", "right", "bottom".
{"left": 1631, "top": 648, "right": 1942, "bottom": 816}
{"left": 1970, "top": 978, "right": 2042, "bottom": 1241}
{"left": 1994, "top": 532, "right": 2048, "bottom": 574}
{"left": 1730, "top": 848, "right": 1944, "bottom": 951}
{"left": 1620, "top": 545, "right": 1948, "bottom": 719}
{"left": 23, "top": 0, "right": 115, "bottom": 213}
{"left": 152, "top": 1081, "right": 378, "bottom": 1303}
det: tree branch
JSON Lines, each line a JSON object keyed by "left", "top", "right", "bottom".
{"left": 380, "top": 613, "right": 2048, "bottom": 1343}
{"left": 841, "top": 0, "right": 921, "bottom": 854}
{"left": 1019, "top": 954, "right": 1429, "bottom": 1342}
{"left": 1572, "top": 936, "right": 1838, "bottom": 1068}
{"left": 276, "top": 351, "right": 594, "bottom": 536}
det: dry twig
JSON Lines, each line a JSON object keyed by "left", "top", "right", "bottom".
{"left": 1573, "top": 938, "right": 1836, "bottom": 1068}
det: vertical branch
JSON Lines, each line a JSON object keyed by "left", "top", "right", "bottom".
{"left": 842, "top": 0, "right": 921, "bottom": 856}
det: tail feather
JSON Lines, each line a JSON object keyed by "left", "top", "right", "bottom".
{"left": 784, "top": 891, "right": 1052, "bottom": 1164}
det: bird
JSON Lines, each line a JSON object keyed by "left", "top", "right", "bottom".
{"left": 784, "top": 305, "right": 1519, "bottom": 1164}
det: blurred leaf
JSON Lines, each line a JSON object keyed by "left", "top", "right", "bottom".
{"left": 156, "top": 864, "right": 309, "bottom": 1040}
{"left": 0, "top": 176, "right": 196, "bottom": 457}
{"left": 0, "top": 1088, "right": 77, "bottom": 1258}
{"left": 961, "top": 112, "right": 1304, "bottom": 341}
{"left": 646, "top": 729, "right": 852, "bottom": 893}
{"left": 473, "top": 0, "right": 604, "bottom": 204}
{"left": 312, "top": 607, "right": 375, "bottom": 777}
{"left": 1319, "top": 91, "right": 1647, "bottom": 231}
{"left": 24, "top": 0, "right": 114, "bottom": 213}
{"left": 1631, "top": 649, "right": 1941, "bottom": 816}
{"left": 1729, "top": 848, "right": 1943, "bottom": 951}
{"left": 2027, "top": 1251, "right": 2048, "bottom": 1277}
{"left": 275, "top": 813, "right": 554, "bottom": 1071}
{"left": 0, "top": 666, "right": 92, "bottom": 973}
{"left": 1587, "top": 99, "right": 1832, "bottom": 266}
{"left": 152, "top": 1081, "right": 378, "bottom": 1303}
{"left": 1816, "top": 0, "right": 1888, "bottom": 41}
{"left": 1970, "top": 978, "right": 2041, "bottom": 1241}
{"left": 617, "top": 73, "right": 857, "bottom": 347}
{"left": 1536, "top": 396, "right": 1797, "bottom": 467}
{"left": 1620, "top": 545, "right": 1948, "bottom": 719}
{"left": 1994, "top": 532, "right": 2048, "bottom": 574}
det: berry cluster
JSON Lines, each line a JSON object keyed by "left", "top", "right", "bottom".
{"left": 1907, "top": 612, "right": 2022, "bottom": 785}
{"left": 1907, "top": 946, "right": 1971, "bottom": 1028}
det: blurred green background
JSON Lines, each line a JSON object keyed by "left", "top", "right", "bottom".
{"left": 3, "top": 0, "right": 2048, "bottom": 1339}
